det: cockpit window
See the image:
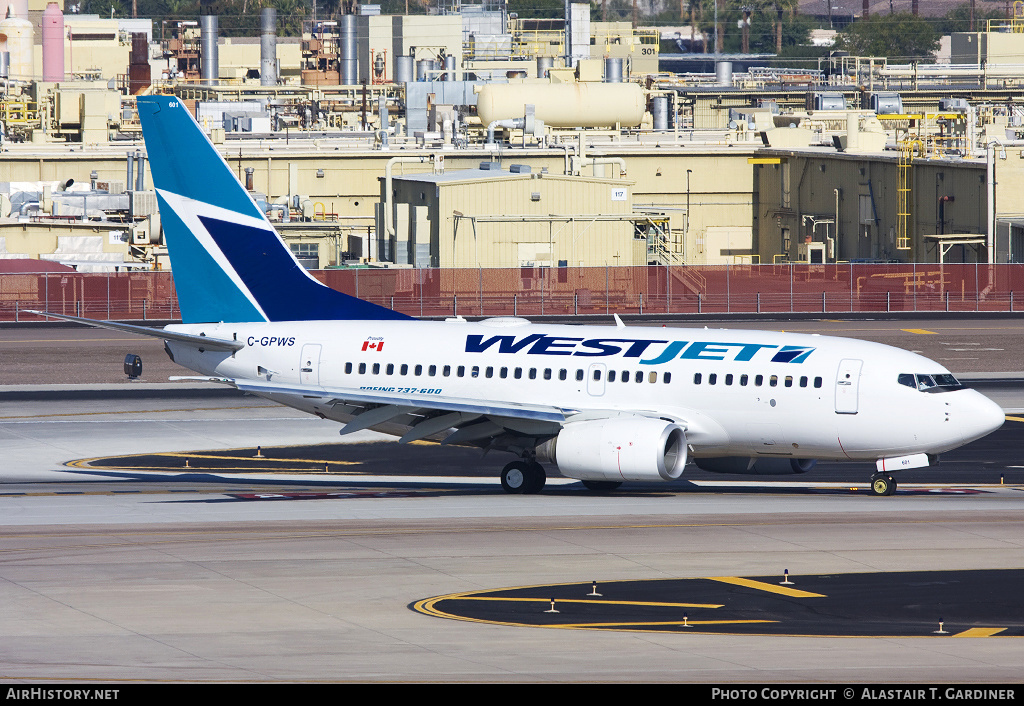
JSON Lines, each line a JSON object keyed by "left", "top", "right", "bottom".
{"left": 899, "top": 373, "right": 965, "bottom": 393}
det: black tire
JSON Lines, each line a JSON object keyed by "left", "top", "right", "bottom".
{"left": 870, "top": 474, "right": 892, "bottom": 497}
{"left": 501, "top": 461, "right": 530, "bottom": 494}
{"left": 581, "top": 480, "right": 623, "bottom": 492}
{"left": 525, "top": 462, "right": 546, "bottom": 494}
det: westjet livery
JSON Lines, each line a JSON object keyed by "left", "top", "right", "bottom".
{"left": 38, "top": 96, "right": 1005, "bottom": 496}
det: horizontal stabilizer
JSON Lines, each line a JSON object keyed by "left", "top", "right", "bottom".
{"left": 26, "top": 311, "right": 245, "bottom": 352}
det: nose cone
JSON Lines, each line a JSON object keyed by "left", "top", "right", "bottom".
{"left": 959, "top": 390, "right": 1005, "bottom": 445}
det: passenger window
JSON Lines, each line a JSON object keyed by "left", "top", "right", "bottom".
{"left": 635, "top": 371, "right": 643, "bottom": 383}
{"left": 529, "top": 368, "right": 537, "bottom": 380}
{"left": 470, "top": 366, "right": 479, "bottom": 378}
{"left": 515, "top": 368, "right": 523, "bottom": 379}
{"left": 386, "top": 364, "right": 394, "bottom": 375}
{"left": 785, "top": 376, "right": 793, "bottom": 387}
{"left": 500, "top": 367, "right": 508, "bottom": 379}
{"left": 345, "top": 362, "right": 352, "bottom": 374}
{"left": 428, "top": 365, "right": 436, "bottom": 376}
{"left": 485, "top": 366, "right": 493, "bottom": 378}
{"left": 359, "top": 362, "right": 366, "bottom": 374}
{"left": 769, "top": 375, "right": 778, "bottom": 387}
{"left": 740, "top": 374, "right": 748, "bottom": 386}
{"left": 457, "top": 366, "right": 466, "bottom": 377}
{"left": 800, "top": 376, "right": 808, "bottom": 388}
{"left": 559, "top": 369, "right": 568, "bottom": 381}
{"left": 649, "top": 371, "right": 657, "bottom": 383}
{"left": 400, "top": 364, "right": 408, "bottom": 375}
{"left": 609, "top": 370, "right": 617, "bottom": 382}
{"left": 543, "top": 368, "right": 552, "bottom": 380}
{"left": 814, "top": 377, "right": 823, "bottom": 388}
{"left": 664, "top": 372, "right": 672, "bottom": 383}
{"left": 443, "top": 365, "right": 451, "bottom": 377}
{"left": 725, "top": 374, "right": 733, "bottom": 385}
{"left": 621, "top": 370, "right": 628, "bottom": 382}
{"left": 576, "top": 369, "right": 584, "bottom": 381}
{"left": 414, "top": 364, "right": 422, "bottom": 376}
{"left": 592, "top": 369, "right": 602, "bottom": 381}
{"left": 755, "top": 375, "right": 763, "bottom": 386}
{"left": 694, "top": 373, "right": 702, "bottom": 385}
{"left": 709, "top": 373, "right": 717, "bottom": 385}
{"left": 372, "top": 363, "right": 381, "bottom": 375}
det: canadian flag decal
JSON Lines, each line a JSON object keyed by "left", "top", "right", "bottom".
{"left": 362, "top": 338, "right": 384, "bottom": 352}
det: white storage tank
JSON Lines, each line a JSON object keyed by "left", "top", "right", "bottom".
{"left": 0, "top": 6, "right": 34, "bottom": 82}
{"left": 476, "top": 82, "right": 645, "bottom": 128}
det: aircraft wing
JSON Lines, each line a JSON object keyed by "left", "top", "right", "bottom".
{"left": 25, "top": 311, "right": 245, "bottom": 352}
{"left": 173, "top": 375, "right": 685, "bottom": 446}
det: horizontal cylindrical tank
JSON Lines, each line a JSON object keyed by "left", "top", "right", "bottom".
{"left": 476, "top": 82, "right": 646, "bottom": 128}
{"left": 0, "top": 11, "right": 33, "bottom": 82}
{"left": 41, "top": 2, "right": 63, "bottom": 82}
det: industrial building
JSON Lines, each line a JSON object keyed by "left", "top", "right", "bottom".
{"left": 2, "top": 0, "right": 1024, "bottom": 287}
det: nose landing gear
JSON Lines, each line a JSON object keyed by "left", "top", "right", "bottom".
{"left": 870, "top": 473, "right": 897, "bottom": 496}
{"left": 501, "top": 460, "right": 546, "bottom": 494}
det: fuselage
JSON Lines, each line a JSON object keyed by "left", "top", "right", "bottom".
{"left": 164, "top": 317, "right": 1005, "bottom": 464}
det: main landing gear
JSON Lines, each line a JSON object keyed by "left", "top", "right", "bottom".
{"left": 501, "top": 460, "right": 546, "bottom": 494}
{"left": 870, "top": 473, "right": 898, "bottom": 496}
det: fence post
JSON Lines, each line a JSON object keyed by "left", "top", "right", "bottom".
{"left": 666, "top": 264, "right": 671, "bottom": 315}
{"left": 756, "top": 292, "right": 760, "bottom": 314}
{"left": 886, "top": 291, "right": 890, "bottom": 313}
{"left": 454, "top": 294, "right": 457, "bottom": 318}
{"left": 946, "top": 290, "right": 949, "bottom": 312}
{"left": 15, "top": 300, "right": 19, "bottom": 323}
{"left": 822, "top": 291, "right": 826, "bottom": 313}
{"left": 143, "top": 299, "right": 147, "bottom": 321}
{"left": 697, "top": 292, "right": 701, "bottom": 314}
{"left": 573, "top": 292, "right": 577, "bottom": 316}
{"left": 639, "top": 292, "right": 643, "bottom": 315}
{"left": 514, "top": 294, "right": 518, "bottom": 316}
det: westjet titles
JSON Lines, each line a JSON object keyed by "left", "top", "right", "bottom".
{"left": 463, "top": 333, "right": 815, "bottom": 365}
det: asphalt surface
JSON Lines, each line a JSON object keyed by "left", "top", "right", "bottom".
{"left": 417, "top": 569, "right": 1024, "bottom": 637}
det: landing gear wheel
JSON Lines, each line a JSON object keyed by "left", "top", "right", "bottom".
{"left": 501, "top": 461, "right": 530, "bottom": 494}
{"left": 582, "top": 480, "right": 623, "bottom": 492}
{"left": 870, "top": 474, "right": 896, "bottom": 496}
{"left": 502, "top": 461, "right": 546, "bottom": 494}
{"left": 526, "top": 462, "right": 546, "bottom": 494}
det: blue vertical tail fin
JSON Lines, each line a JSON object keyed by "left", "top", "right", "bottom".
{"left": 137, "top": 95, "right": 409, "bottom": 324}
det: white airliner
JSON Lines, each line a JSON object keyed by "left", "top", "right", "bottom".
{"left": 35, "top": 96, "right": 1005, "bottom": 496}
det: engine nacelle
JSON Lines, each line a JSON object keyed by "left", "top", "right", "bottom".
{"left": 538, "top": 418, "right": 688, "bottom": 482}
{"left": 695, "top": 456, "right": 817, "bottom": 475}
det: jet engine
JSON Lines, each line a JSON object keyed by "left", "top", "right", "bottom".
{"left": 695, "top": 456, "right": 817, "bottom": 475}
{"left": 537, "top": 418, "right": 687, "bottom": 482}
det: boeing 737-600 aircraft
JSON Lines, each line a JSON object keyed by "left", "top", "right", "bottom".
{"left": 36, "top": 96, "right": 1005, "bottom": 496}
